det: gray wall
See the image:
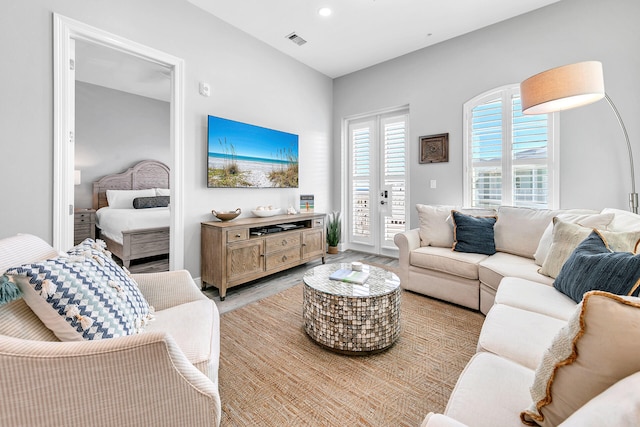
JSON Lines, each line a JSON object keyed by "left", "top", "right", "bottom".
{"left": 333, "top": 0, "right": 640, "bottom": 228}
{"left": 74, "top": 82, "right": 171, "bottom": 209}
{"left": 0, "top": 0, "right": 333, "bottom": 277}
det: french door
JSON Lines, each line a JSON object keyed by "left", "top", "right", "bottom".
{"left": 346, "top": 109, "right": 408, "bottom": 256}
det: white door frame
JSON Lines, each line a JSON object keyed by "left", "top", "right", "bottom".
{"left": 53, "top": 13, "right": 185, "bottom": 270}
{"left": 341, "top": 105, "right": 409, "bottom": 257}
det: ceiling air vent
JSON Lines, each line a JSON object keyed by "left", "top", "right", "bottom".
{"left": 286, "top": 32, "right": 307, "bottom": 46}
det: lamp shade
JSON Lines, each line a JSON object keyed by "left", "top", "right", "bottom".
{"left": 520, "top": 61, "right": 605, "bottom": 115}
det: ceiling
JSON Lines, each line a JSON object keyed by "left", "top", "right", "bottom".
{"left": 188, "top": 0, "right": 562, "bottom": 78}
{"left": 75, "top": 0, "right": 562, "bottom": 100}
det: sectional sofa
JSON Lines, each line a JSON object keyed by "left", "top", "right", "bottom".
{"left": 394, "top": 204, "right": 636, "bottom": 314}
{"left": 0, "top": 234, "right": 221, "bottom": 426}
{"left": 395, "top": 205, "right": 640, "bottom": 426}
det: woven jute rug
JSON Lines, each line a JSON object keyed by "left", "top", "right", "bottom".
{"left": 218, "top": 284, "right": 484, "bottom": 426}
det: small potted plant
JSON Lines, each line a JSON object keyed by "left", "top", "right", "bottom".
{"left": 326, "top": 211, "right": 341, "bottom": 254}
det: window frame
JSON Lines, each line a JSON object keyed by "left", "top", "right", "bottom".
{"left": 463, "top": 84, "right": 559, "bottom": 209}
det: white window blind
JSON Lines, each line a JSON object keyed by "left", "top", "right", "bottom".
{"left": 382, "top": 117, "right": 407, "bottom": 241}
{"left": 351, "top": 122, "right": 372, "bottom": 242}
{"left": 464, "top": 85, "right": 557, "bottom": 209}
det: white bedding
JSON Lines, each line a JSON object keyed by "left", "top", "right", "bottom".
{"left": 96, "top": 207, "right": 170, "bottom": 244}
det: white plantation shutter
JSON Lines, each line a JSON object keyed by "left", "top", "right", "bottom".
{"left": 350, "top": 120, "right": 374, "bottom": 244}
{"left": 469, "top": 98, "right": 504, "bottom": 208}
{"left": 382, "top": 116, "right": 407, "bottom": 243}
{"left": 464, "top": 85, "right": 557, "bottom": 209}
{"left": 511, "top": 97, "right": 551, "bottom": 207}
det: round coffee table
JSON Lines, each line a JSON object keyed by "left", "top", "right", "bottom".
{"left": 302, "top": 263, "right": 401, "bottom": 355}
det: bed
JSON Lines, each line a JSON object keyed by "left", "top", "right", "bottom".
{"left": 92, "top": 160, "right": 170, "bottom": 268}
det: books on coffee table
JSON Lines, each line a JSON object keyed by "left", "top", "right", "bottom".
{"left": 329, "top": 268, "right": 369, "bottom": 285}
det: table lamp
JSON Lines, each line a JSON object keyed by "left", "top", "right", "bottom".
{"left": 520, "top": 61, "right": 637, "bottom": 213}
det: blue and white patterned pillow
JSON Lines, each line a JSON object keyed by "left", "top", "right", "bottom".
{"left": 5, "top": 239, "right": 153, "bottom": 341}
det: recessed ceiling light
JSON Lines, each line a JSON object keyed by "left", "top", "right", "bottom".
{"left": 318, "top": 7, "right": 332, "bottom": 17}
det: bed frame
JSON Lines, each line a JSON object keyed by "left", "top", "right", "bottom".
{"left": 92, "top": 160, "right": 170, "bottom": 268}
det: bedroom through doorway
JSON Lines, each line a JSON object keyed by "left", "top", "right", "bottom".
{"left": 53, "top": 14, "right": 185, "bottom": 271}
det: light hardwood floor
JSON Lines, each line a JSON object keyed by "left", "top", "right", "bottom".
{"left": 203, "top": 250, "right": 399, "bottom": 314}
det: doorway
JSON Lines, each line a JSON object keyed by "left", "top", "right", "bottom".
{"left": 344, "top": 108, "right": 409, "bottom": 257}
{"left": 53, "top": 14, "right": 185, "bottom": 270}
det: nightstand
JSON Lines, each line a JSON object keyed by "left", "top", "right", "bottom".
{"left": 74, "top": 208, "right": 96, "bottom": 245}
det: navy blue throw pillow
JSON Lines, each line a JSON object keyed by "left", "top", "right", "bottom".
{"left": 452, "top": 210, "right": 497, "bottom": 255}
{"left": 554, "top": 231, "right": 640, "bottom": 303}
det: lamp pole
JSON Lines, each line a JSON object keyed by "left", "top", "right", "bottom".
{"left": 604, "top": 94, "right": 638, "bottom": 214}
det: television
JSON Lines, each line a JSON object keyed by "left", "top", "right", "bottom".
{"left": 207, "top": 115, "right": 299, "bottom": 188}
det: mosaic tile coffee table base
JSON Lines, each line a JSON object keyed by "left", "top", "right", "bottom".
{"left": 303, "top": 263, "right": 401, "bottom": 355}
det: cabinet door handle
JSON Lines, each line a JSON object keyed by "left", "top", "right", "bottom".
{"left": 281, "top": 240, "right": 287, "bottom": 246}
{"left": 235, "top": 234, "right": 241, "bottom": 238}
{"left": 282, "top": 255, "right": 287, "bottom": 262}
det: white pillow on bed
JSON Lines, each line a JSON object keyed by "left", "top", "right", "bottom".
{"left": 106, "top": 189, "right": 156, "bottom": 209}
{"left": 155, "top": 188, "right": 170, "bottom": 196}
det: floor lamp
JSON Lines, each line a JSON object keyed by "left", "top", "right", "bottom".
{"left": 520, "top": 60, "right": 638, "bottom": 214}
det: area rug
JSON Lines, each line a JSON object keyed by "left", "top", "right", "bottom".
{"left": 218, "top": 284, "right": 484, "bottom": 426}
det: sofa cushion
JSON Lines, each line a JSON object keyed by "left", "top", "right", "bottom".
{"left": 559, "top": 371, "right": 640, "bottom": 427}
{"left": 554, "top": 231, "right": 640, "bottom": 302}
{"left": 494, "top": 206, "right": 558, "bottom": 259}
{"left": 533, "top": 210, "right": 610, "bottom": 266}
{"left": 416, "top": 204, "right": 496, "bottom": 248}
{"left": 444, "top": 352, "right": 534, "bottom": 427}
{"left": 601, "top": 207, "right": 640, "bottom": 231}
{"left": 478, "top": 304, "right": 565, "bottom": 370}
{"left": 539, "top": 219, "right": 640, "bottom": 279}
{"left": 478, "top": 252, "right": 552, "bottom": 294}
{"left": 493, "top": 278, "right": 576, "bottom": 321}
{"left": 451, "top": 211, "right": 497, "bottom": 255}
{"left": 146, "top": 299, "right": 219, "bottom": 381}
{"left": 5, "top": 239, "right": 153, "bottom": 341}
{"left": 410, "top": 246, "right": 488, "bottom": 280}
{"left": 521, "top": 291, "right": 640, "bottom": 427}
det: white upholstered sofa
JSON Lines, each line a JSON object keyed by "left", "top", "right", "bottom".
{"left": 394, "top": 205, "right": 636, "bottom": 314}
{"left": 421, "top": 278, "right": 640, "bottom": 427}
{"left": 395, "top": 205, "right": 640, "bottom": 426}
{"left": 0, "top": 234, "right": 221, "bottom": 426}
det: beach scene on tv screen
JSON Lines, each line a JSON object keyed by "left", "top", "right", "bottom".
{"left": 207, "top": 116, "right": 299, "bottom": 188}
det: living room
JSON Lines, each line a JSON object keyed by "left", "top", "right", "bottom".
{"left": 1, "top": 0, "right": 639, "bottom": 425}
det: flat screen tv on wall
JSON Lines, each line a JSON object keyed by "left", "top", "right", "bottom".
{"left": 207, "top": 115, "right": 299, "bottom": 188}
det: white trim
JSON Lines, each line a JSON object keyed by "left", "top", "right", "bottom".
{"left": 52, "top": 14, "right": 185, "bottom": 270}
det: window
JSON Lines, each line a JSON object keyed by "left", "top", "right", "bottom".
{"left": 463, "top": 84, "right": 558, "bottom": 209}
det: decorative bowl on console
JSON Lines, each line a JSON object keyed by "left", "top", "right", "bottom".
{"left": 252, "top": 206, "right": 282, "bottom": 217}
{"left": 211, "top": 208, "right": 241, "bottom": 221}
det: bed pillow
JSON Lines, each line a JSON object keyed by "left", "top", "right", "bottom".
{"left": 155, "top": 188, "right": 170, "bottom": 197}
{"left": 533, "top": 211, "right": 613, "bottom": 266}
{"left": 451, "top": 210, "right": 497, "bottom": 255}
{"left": 106, "top": 189, "right": 156, "bottom": 209}
{"left": 5, "top": 239, "right": 153, "bottom": 341}
{"left": 539, "top": 219, "right": 640, "bottom": 278}
{"left": 521, "top": 291, "right": 640, "bottom": 427}
{"left": 553, "top": 231, "right": 640, "bottom": 302}
{"left": 133, "top": 196, "right": 170, "bottom": 209}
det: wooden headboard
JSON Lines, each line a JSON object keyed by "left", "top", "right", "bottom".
{"left": 92, "top": 160, "right": 170, "bottom": 210}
